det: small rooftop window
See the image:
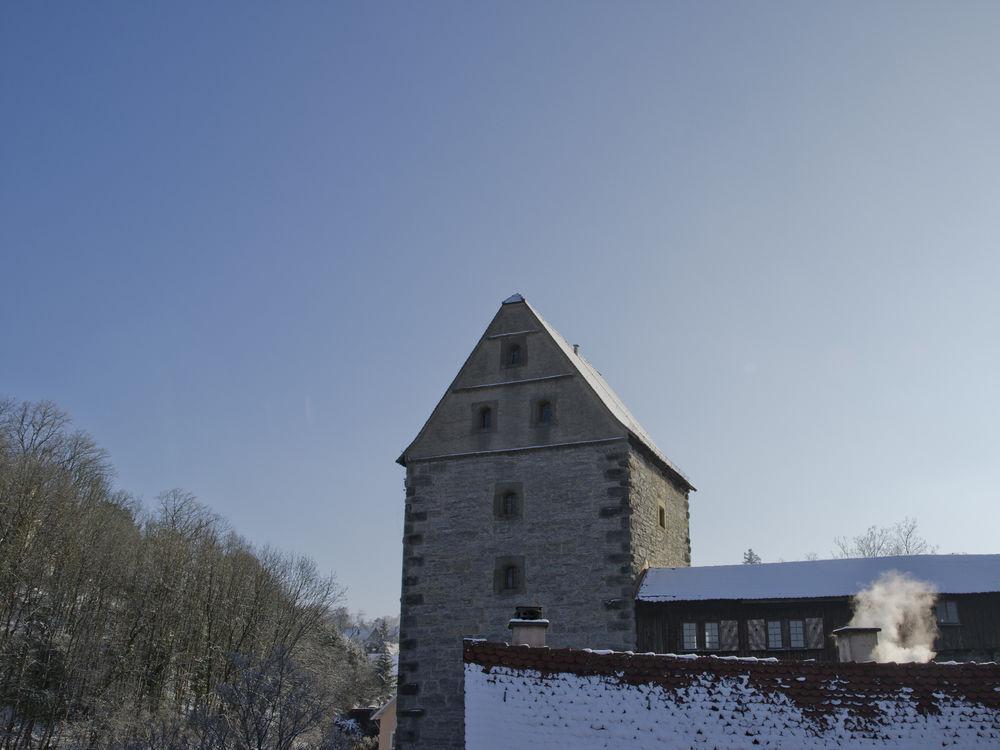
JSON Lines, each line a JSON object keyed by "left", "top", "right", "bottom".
{"left": 479, "top": 407, "right": 492, "bottom": 430}
{"left": 508, "top": 344, "right": 522, "bottom": 366}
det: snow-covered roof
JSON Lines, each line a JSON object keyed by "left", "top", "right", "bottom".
{"left": 465, "top": 641, "right": 1000, "bottom": 749}
{"left": 637, "top": 554, "right": 1000, "bottom": 602}
{"left": 524, "top": 299, "right": 694, "bottom": 489}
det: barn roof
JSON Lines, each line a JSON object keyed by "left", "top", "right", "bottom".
{"left": 464, "top": 641, "right": 1000, "bottom": 749}
{"left": 637, "top": 554, "right": 1000, "bottom": 602}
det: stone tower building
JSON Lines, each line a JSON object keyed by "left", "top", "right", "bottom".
{"left": 394, "top": 294, "right": 694, "bottom": 749}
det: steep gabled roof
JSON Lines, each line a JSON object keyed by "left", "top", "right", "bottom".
{"left": 524, "top": 298, "right": 692, "bottom": 489}
{"left": 397, "top": 295, "right": 693, "bottom": 491}
{"left": 637, "top": 554, "right": 1000, "bottom": 602}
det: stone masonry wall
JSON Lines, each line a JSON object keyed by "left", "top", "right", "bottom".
{"left": 396, "top": 441, "right": 634, "bottom": 750}
{"left": 626, "top": 447, "right": 691, "bottom": 575}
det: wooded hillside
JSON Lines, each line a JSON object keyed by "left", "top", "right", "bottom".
{"left": 0, "top": 399, "right": 391, "bottom": 749}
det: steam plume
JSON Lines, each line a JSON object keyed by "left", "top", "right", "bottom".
{"left": 848, "top": 570, "right": 938, "bottom": 663}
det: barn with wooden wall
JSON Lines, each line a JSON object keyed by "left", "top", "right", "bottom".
{"left": 635, "top": 554, "right": 1000, "bottom": 662}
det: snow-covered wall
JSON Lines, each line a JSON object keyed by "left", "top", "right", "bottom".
{"left": 464, "top": 642, "right": 1000, "bottom": 749}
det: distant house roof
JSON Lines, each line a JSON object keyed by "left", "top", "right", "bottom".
{"left": 637, "top": 554, "right": 1000, "bottom": 602}
{"left": 464, "top": 641, "right": 1000, "bottom": 749}
{"left": 371, "top": 695, "right": 395, "bottom": 722}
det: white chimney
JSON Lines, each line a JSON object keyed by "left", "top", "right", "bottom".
{"left": 508, "top": 605, "right": 549, "bottom": 647}
{"left": 832, "top": 626, "right": 881, "bottom": 662}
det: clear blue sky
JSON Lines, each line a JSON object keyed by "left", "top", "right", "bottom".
{"left": 3, "top": 3, "right": 999, "bottom": 616}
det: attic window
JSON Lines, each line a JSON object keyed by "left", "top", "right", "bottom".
{"left": 479, "top": 407, "right": 493, "bottom": 430}
{"left": 536, "top": 401, "right": 553, "bottom": 424}
{"left": 501, "top": 338, "right": 527, "bottom": 369}
{"left": 789, "top": 620, "right": 806, "bottom": 648}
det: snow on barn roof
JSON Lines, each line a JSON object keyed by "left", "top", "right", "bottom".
{"left": 464, "top": 641, "right": 1000, "bottom": 749}
{"left": 637, "top": 554, "right": 1000, "bottom": 602}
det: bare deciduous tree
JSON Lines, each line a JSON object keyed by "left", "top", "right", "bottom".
{"left": 0, "top": 399, "right": 385, "bottom": 750}
{"left": 833, "top": 517, "right": 938, "bottom": 558}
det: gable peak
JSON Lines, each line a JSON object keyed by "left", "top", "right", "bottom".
{"left": 501, "top": 293, "right": 525, "bottom": 305}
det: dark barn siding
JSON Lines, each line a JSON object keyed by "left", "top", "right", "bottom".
{"left": 636, "top": 592, "right": 1000, "bottom": 662}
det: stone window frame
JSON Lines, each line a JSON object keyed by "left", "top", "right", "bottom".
{"left": 493, "top": 555, "right": 525, "bottom": 595}
{"left": 493, "top": 482, "right": 523, "bottom": 521}
{"left": 500, "top": 336, "right": 527, "bottom": 370}
{"left": 530, "top": 396, "right": 557, "bottom": 427}
{"left": 472, "top": 400, "right": 498, "bottom": 434}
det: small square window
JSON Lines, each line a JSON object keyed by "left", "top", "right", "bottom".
{"left": 704, "top": 622, "right": 720, "bottom": 651}
{"left": 682, "top": 622, "right": 698, "bottom": 650}
{"left": 493, "top": 483, "right": 523, "bottom": 520}
{"left": 767, "top": 620, "right": 783, "bottom": 649}
{"left": 493, "top": 555, "right": 525, "bottom": 595}
{"left": 789, "top": 620, "right": 805, "bottom": 649}
{"left": 531, "top": 398, "right": 556, "bottom": 427}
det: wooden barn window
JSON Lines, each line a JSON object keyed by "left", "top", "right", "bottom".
{"left": 682, "top": 622, "right": 698, "bottom": 650}
{"left": 767, "top": 620, "right": 783, "bottom": 649}
{"left": 789, "top": 620, "right": 806, "bottom": 649}
{"left": 704, "top": 622, "right": 720, "bottom": 651}
{"left": 935, "top": 600, "right": 960, "bottom": 625}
